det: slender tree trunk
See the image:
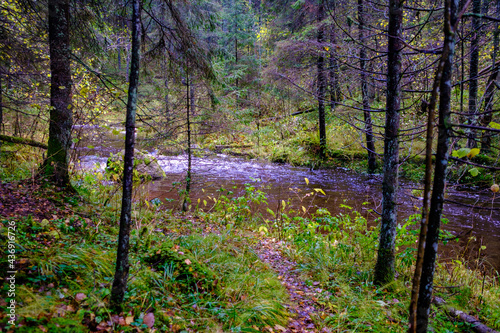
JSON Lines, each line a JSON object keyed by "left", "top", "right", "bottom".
{"left": 481, "top": 0, "right": 500, "bottom": 153}
{"left": 0, "top": 74, "right": 3, "bottom": 135}
{"left": 190, "top": 82, "right": 195, "bottom": 116}
{"left": 374, "top": 0, "right": 403, "bottom": 286}
{"left": 328, "top": 0, "right": 340, "bottom": 112}
{"left": 117, "top": 38, "right": 122, "bottom": 72}
{"left": 235, "top": 37, "right": 239, "bottom": 88}
{"left": 358, "top": 0, "right": 377, "bottom": 173}
{"left": 317, "top": 0, "right": 327, "bottom": 159}
{"left": 183, "top": 68, "right": 192, "bottom": 212}
{"left": 416, "top": 0, "right": 459, "bottom": 330}
{"left": 110, "top": 0, "right": 141, "bottom": 310}
{"left": 164, "top": 52, "right": 170, "bottom": 126}
{"left": 408, "top": 11, "right": 455, "bottom": 330}
{"left": 43, "top": 0, "right": 73, "bottom": 189}
{"left": 467, "top": 0, "right": 482, "bottom": 148}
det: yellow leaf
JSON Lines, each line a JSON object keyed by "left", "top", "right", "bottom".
{"left": 468, "top": 148, "right": 480, "bottom": 158}
{"left": 58, "top": 86, "right": 66, "bottom": 89}
{"left": 281, "top": 200, "right": 286, "bottom": 209}
{"left": 203, "top": 200, "right": 207, "bottom": 206}
{"left": 304, "top": 177, "right": 309, "bottom": 185}
{"left": 314, "top": 188, "right": 326, "bottom": 195}
{"left": 302, "top": 206, "right": 307, "bottom": 213}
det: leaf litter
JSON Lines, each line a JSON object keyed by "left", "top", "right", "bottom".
{"left": 254, "top": 238, "right": 334, "bottom": 333}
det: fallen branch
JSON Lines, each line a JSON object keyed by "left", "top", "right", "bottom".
{"left": 433, "top": 297, "right": 500, "bottom": 333}
{"left": 0, "top": 134, "right": 48, "bottom": 149}
{"left": 291, "top": 108, "right": 316, "bottom": 116}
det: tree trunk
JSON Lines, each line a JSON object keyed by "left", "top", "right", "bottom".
{"left": 358, "top": 0, "right": 377, "bottom": 174}
{"left": 467, "top": 0, "right": 482, "bottom": 148}
{"left": 42, "top": 0, "right": 73, "bottom": 189}
{"left": 481, "top": 0, "right": 500, "bottom": 153}
{"left": 374, "top": 0, "right": 403, "bottom": 286}
{"left": 408, "top": 6, "right": 457, "bottom": 329}
{"left": 110, "top": 0, "right": 141, "bottom": 310}
{"left": 328, "top": 1, "right": 340, "bottom": 112}
{"left": 117, "top": 38, "right": 122, "bottom": 72}
{"left": 190, "top": 82, "right": 195, "bottom": 116}
{"left": 0, "top": 74, "right": 3, "bottom": 135}
{"left": 416, "top": 0, "right": 459, "bottom": 330}
{"left": 317, "top": 0, "right": 327, "bottom": 159}
{"left": 183, "top": 68, "right": 192, "bottom": 212}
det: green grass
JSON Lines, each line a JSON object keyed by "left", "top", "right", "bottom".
{"left": 1, "top": 143, "right": 499, "bottom": 332}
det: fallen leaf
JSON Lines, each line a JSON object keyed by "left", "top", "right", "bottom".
{"left": 143, "top": 312, "right": 155, "bottom": 328}
{"left": 275, "top": 324, "right": 287, "bottom": 332}
{"left": 125, "top": 316, "right": 134, "bottom": 325}
{"left": 184, "top": 259, "right": 192, "bottom": 265}
{"left": 75, "top": 293, "right": 87, "bottom": 302}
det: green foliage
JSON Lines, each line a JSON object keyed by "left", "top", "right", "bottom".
{"left": 0, "top": 145, "right": 41, "bottom": 182}
{"left": 144, "top": 242, "right": 218, "bottom": 293}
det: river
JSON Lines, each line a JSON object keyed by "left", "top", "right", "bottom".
{"left": 73, "top": 125, "right": 500, "bottom": 272}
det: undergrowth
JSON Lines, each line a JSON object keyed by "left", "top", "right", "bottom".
{"left": 1, "top": 148, "right": 499, "bottom": 332}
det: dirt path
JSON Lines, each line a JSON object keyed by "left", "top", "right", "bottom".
{"left": 254, "top": 238, "right": 332, "bottom": 333}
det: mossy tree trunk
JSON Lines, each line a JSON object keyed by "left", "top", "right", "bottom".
{"left": 182, "top": 67, "right": 192, "bottom": 212}
{"left": 416, "top": 0, "right": 458, "bottom": 330}
{"left": 408, "top": 0, "right": 457, "bottom": 328}
{"left": 110, "top": 0, "right": 141, "bottom": 310}
{"left": 317, "top": 0, "right": 327, "bottom": 159}
{"left": 43, "top": 0, "right": 73, "bottom": 189}
{"left": 467, "top": 0, "right": 482, "bottom": 148}
{"left": 374, "top": 0, "right": 403, "bottom": 286}
{"left": 358, "top": 0, "right": 377, "bottom": 174}
{"left": 481, "top": 0, "right": 500, "bottom": 154}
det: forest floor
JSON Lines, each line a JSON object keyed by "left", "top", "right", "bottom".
{"left": 1, "top": 172, "right": 499, "bottom": 332}
{"left": 254, "top": 238, "right": 331, "bottom": 333}
{"left": 0, "top": 179, "right": 335, "bottom": 332}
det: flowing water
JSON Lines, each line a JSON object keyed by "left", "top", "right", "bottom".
{"left": 73, "top": 125, "right": 500, "bottom": 272}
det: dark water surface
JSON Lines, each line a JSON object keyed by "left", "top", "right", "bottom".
{"left": 73, "top": 125, "right": 500, "bottom": 272}
{"left": 143, "top": 154, "right": 498, "bottom": 272}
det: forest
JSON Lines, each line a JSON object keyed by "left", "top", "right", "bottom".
{"left": 0, "top": 0, "right": 500, "bottom": 332}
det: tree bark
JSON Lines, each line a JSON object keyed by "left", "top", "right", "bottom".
{"left": 358, "top": 0, "right": 377, "bottom": 174}
{"left": 481, "top": 0, "right": 500, "bottom": 153}
{"left": 467, "top": 0, "right": 482, "bottom": 148}
{"left": 0, "top": 74, "right": 3, "bottom": 135}
{"left": 408, "top": 8, "right": 455, "bottom": 331}
{"left": 416, "top": 0, "right": 459, "bottom": 330}
{"left": 110, "top": 0, "right": 141, "bottom": 310}
{"left": 374, "top": 0, "right": 403, "bottom": 286}
{"left": 183, "top": 67, "right": 192, "bottom": 212}
{"left": 43, "top": 0, "right": 73, "bottom": 189}
{"left": 317, "top": 0, "right": 327, "bottom": 159}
